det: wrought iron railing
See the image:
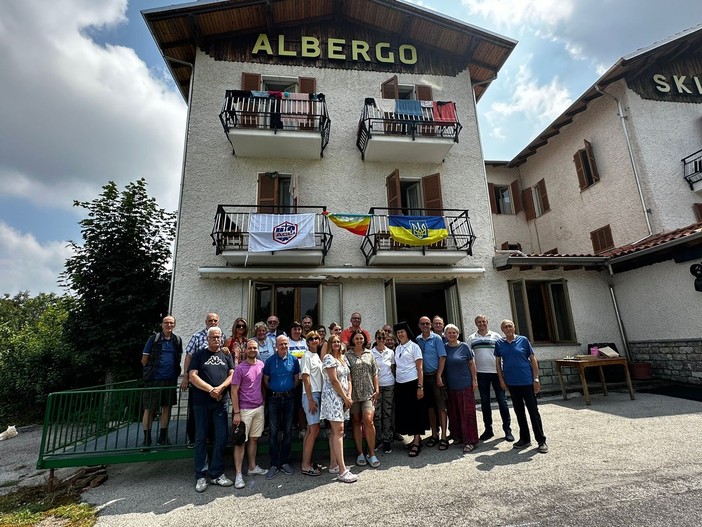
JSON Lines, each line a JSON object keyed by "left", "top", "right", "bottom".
{"left": 360, "top": 207, "right": 476, "bottom": 265}
{"left": 683, "top": 148, "right": 702, "bottom": 189}
{"left": 356, "top": 98, "right": 462, "bottom": 160}
{"left": 211, "top": 205, "right": 333, "bottom": 262}
{"left": 219, "top": 91, "right": 331, "bottom": 157}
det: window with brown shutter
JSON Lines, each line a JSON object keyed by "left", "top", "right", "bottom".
{"left": 573, "top": 139, "right": 601, "bottom": 190}
{"left": 488, "top": 183, "right": 497, "bottom": 214}
{"left": 536, "top": 178, "right": 550, "bottom": 213}
{"left": 421, "top": 173, "right": 443, "bottom": 213}
{"left": 590, "top": 225, "right": 614, "bottom": 253}
{"left": 522, "top": 187, "right": 535, "bottom": 221}
{"left": 381, "top": 75, "right": 399, "bottom": 99}
{"left": 511, "top": 180, "right": 523, "bottom": 213}
{"left": 386, "top": 169, "right": 401, "bottom": 214}
{"left": 694, "top": 203, "right": 702, "bottom": 222}
{"left": 415, "top": 85, "right": 433, "bottom": 101}
{"left": 257, "top": 172, "right": 294, "bottom": 213}
{"left": 241, "top": 73, "right": 262, "bottom": 91}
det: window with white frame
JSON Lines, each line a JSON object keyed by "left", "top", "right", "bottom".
{"left": 508, "top": 279, "right": 576, "bottom": 344}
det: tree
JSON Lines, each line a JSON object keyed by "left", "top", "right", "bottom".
{"left": 62, "top": 179, "right": 176, "bottom": 382}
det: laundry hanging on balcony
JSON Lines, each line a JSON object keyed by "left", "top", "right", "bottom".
{"left": 323, "top": 212, "right": 371, "bottom": 236}
{"left": 388, "top": 215, "right": 448, "bottom": 246}
{"left": 248, "top": 213, "right": 316, "bottom": 252}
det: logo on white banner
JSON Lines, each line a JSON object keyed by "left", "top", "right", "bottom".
{"left": 248, "top": 213, "right": 316, "bottom": 253}
{"left": 273, "top": 221, "right": 298, "bottom": 244}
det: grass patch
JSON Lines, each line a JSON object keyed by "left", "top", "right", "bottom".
{"left": 0, "top": 482, "right": 97, "bottom": 527}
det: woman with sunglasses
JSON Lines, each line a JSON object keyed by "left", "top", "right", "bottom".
{"left": 371, "top": 330, "right": 396, "bottom": 454}
{"left": 300, "top": 331, "right": 324, "bottom": 476}
{"left": 320, "top": 336, "right": 357, "bottom": 483}
{"left": 224, "top": 318, "right": 248, "bottom": 367}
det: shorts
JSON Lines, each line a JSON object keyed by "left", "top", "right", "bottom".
{"left": 142, "top": 380, "right": 177, "bottom": 412}
{"left": 423, "top": 373, "right": 447, "bottom": 411}
{"left": 350, "top": 399, "right": 374, "bottom": 415}
{"left": 302, "top": 392, "right": 321, "bottom": 425}
{"left": 240, "top": 405, "right": 265, "bottom": 441}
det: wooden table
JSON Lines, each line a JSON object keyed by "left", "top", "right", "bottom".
{"left": 555, "top": 357, "right": 636, "bottom": 405}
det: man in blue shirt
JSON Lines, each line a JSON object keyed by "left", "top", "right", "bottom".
{"left": 263, "top": 335, "right": 300, "bottom": 479}
{"left": 416, "top": 316, "right": 448, "bottom": 449}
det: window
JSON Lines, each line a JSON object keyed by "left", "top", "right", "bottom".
{"left": 509, "top": 279, "right": 576, "bottom": 344}
{"left": 694, "top": 204, "right": 702, "bottom": 222}
{"left": 253, "top": 282, "right": 318, "bottom": 332}
{"left": 241, "top": 73, "right": 316, "bottom": 94}
{"left": 522, "top": 179, "right": 550, "bottom": 220}
{"left": 257, "top": 172, "right": 295, "bottom": 213}
{"left": 590, "top": 225, "right": 614, "bottom": 254}
{"left": 386, "top": 169, "right": 443, "bottom": 215}
{"left": 573, "top": 139, "right": 601, "bottom": 190}
{"left": 381, "top": 75, "right": 432, "bottom": 101}
{"left": 500, "top": 241, "right": 522, "bottom": 251}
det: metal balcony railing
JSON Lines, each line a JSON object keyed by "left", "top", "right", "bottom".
{"left": 357, "top": 98, "right": 462, "bottom": 160}
{"left": 683, "top": 148, "right": 702, "bottom": 189}
{"left": 360, "top": 207, "right": 476, "bottom": 265}
{"left": 219, "top": 90, "right": 331, "bottom": 157}
{"left": 211, "top": 205, "right": 333, "bottom": 263}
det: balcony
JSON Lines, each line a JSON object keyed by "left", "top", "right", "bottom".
{"left": 219, "top": 91, "right": 331, "bottom": 159}
{"left": 360, "top": 208, "right": 476, "bottom": 266}
{"left": 356, "top": 98, "right": 463, "bottom": 163}
{"left": 211, "top": 205, "right": 333, "bottom": 266}
{"left": 683, "top": 148, "right": 702, "bottom": 194}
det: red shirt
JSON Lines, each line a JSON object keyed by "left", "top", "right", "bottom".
{"left": 341, "top": 326, "right": 372, "bottom": 347}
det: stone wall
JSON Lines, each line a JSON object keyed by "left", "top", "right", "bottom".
{"left": 629, "top": 339, "right": 702, "bottom": 384}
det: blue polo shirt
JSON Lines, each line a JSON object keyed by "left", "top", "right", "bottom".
{"left": 263, "top": 352, "right": 300, "bottom": 392}
{"left": 416, "top": 331, "right": 446, "bottom": 373}
{"left": 494, "top": 335, "right": 535, "bottom": 386}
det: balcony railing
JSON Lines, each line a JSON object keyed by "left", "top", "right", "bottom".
{"left": 219, "top": 90, "right": 331, "bottom": 158}
{"left": 360, "top": 208, "right": 476, "bottom": 266}
{"left": 683, "top": 148, "right": 702, "bottom": 190}
{"left": 357, "top": 98, "right": 462, "bottom": 162}
{"left": 211, "top": 205, "right": 333, "bottom": 265}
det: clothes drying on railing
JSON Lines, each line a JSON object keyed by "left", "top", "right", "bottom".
{"left": 433, "top": 101, "right": 457, "bottom": 122}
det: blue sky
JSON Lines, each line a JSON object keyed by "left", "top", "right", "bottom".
{"left": 1, "top": 0, "right": 701, "bottom": 295}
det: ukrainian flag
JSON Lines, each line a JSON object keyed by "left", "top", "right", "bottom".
{"left": 388, "top": 215, "right": 448, "bottom": 246}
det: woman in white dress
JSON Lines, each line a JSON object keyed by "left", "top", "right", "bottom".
{"left": 300, "top": 331, "right": 324, "bottom": 476}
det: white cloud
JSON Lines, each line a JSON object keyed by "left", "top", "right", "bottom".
{"left": 461, "top": 0, "right": 574, "bottom": 29}
{"left": 0, "top": 0, "right": 185, "bottom": 213}
{"left": 0, "top": 222, "right": 74, "bottom": 295}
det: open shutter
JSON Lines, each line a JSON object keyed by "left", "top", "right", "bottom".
{"left": 487, "top": 183, "right": 497, "bottom": 213}
{"left": 574, "top": 150, "right": 587, "bottom": 190}
{"left": 422, "top": 173, "right": 443, "bottom": 214}
{"left": 584, "top": 140, "right": 600, "bottom": 183}
{"left": 415, "top": 84, "right": 433, "bottom": 101}
{"left": 522, "top": 187, "right": 535, "bottom": 221}
{"left": 298, "top": 77, "right": 316, "bottom": 94}
{"left": 386, "top": 169, "right": 401, "bottom": 215}
{"left": 694, "top": 203, "right": 702, "bottom": 222}
{"left": 511, "top": 180, "right": 523, "bottom": 213}
{"left": 381, "top": 75, "right": 399, "bottom": 99}
{"left": 241, "top": 73, "right": 261, "bottom": 90}
{"left": 537, "top": 178, "right": 550, "bottom": 213}
{"left": 257, "top": 173, "right": 278, "bottom": 213}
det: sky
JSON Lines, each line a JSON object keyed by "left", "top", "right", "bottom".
{"left": 1, "top": 0, "right": 701, "bottom": 296}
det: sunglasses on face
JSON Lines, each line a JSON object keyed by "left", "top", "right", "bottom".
{"left": 236, "top": 324, "right": 246, "bottom": 329}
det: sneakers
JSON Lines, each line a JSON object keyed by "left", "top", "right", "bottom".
{"left": 211, "top": 474, "right": 234, "bottom": 487}
{"left": 367, "top": 455, "right": 381, "bottom": 468}
{"left": 538, "top": 442, "right": 549, "bottom": 453}
{"left": 280, "top": 463, "right": 294, "bottom": 475}
{"left": 234, "top": 473, "right": 245, "bottom": 489}
{"left": 356, "top": 454, "right": 367, "bottom": 466}
{"left": 338, "top": 469, "right": 358, "bottom": 483}
{"left": 248, "top": 465, "right": 268, "bottom": 476}
{"left": 479, "top": 429, "right": 494, "bottom": 441}
{"left": 505, "top": 432, "right": 515, "bottom": 442}
{"left": 195, "top": 477, "right": 208, "bottom": 493}
{"left": 383, "top": 442, "right": 392, "bottom": 454}
{"left": 513, "top": 439, "right": 532, "bottom": 449}
{"left": 186, "top": 439, "right": 195, "bottom": 449}
{"left": 265, "top": 466, "right": 279, "bottom": 480}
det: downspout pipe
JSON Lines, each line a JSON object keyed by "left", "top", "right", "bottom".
{"left": 165, "top": 56, "right": 194, "bottom": 314}
{"left": 595, "top": 84, "right": 653, "bottom": 237}
{"left": 607, "top": 263, "right": 632, "bottom": 361}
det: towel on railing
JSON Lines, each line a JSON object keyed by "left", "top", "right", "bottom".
{"left": 251, "top": 90, "right": 270, "bottom": 98}
{"left": 395, "top": 99, "right": 423, "bottom": 117}
{"left": 375, "top": 98, "right": 396, "bottom": 114}
{"left": 433, "top": 101, "right": 457, "bottom": 122}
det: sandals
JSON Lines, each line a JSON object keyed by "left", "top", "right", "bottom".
{"left": 438, "top": 439, "right": 450, "bottom": 451}
{"left": 425, "top": 436, "right": 439, "bottom": 448}
{"left": 356, "top": 454, "right": 368, "bottom": 466}
{"left": 463, "top": 443, "right": 476, "bottom": 453}
{"left": 300, "top": 467, "right": 322, "bottom": 476}
{"left": 408, "top": 443, "right": 421, "bottom": 457}
{"left": 366, "top": 455, "right": 381, "bottom": 468}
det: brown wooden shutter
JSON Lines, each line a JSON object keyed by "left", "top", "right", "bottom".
{"left": 537, "top": 178, "right": 550, "bottom": 213}
{"left": 510, "top": 180, "right": 522, "bottom": 213}
{"left": 574, "top": 149, "right": 587, "bottom": 190}
{"left": 386, "top": 169, "right": 401, "bottom": 214}
{"left": 415, "top": 84, "right": 433, "bottom": 101}
{"left": 522, "top": 187, "right": 535, "bottom": 221}
{"left": 584, "top": 140, "right": 600, "bottom": 183}
{"left": 487, "top": 183, "right": 497, "bottom": 214}
{"left": 257, "top": 173, "right": 278, "bottom": 213}
{"left": 590, "top": 225, "right": 613, "bottom": 253}
{"left": 381, "top": 75, "right": 399, "bottom": 99}
{"left": 241, "top": 73, "right": 261, "bottom": 90}
{"left": 694, "top": 203, "right": 702, "bottom": 222}
{"left": 500, "top": 241, "right": 509, "bottom": 250}
{"left": 298, "top": 77, "right": 316, "bottom": 94}
{"left": 422, "top": 173, "right": 443, "bottom": 214}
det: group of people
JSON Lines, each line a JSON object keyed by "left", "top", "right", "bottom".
{"left": 141, "top": 311, "right": 548, "bottom": 492}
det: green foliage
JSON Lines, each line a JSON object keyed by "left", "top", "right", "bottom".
{"left": 0, "top": 482, "right": 97, "bottom": 527}
{"left": 61, "top": 179, "right": 176, "bottom": 382}
{"left": 0, "top": 293, "right": 88, "bottom": 425}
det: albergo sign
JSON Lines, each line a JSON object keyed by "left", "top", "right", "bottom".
{"left": 252, "top": 34, "right": 418, "bottom": 65}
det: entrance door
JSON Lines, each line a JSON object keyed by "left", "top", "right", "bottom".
{"left": 394, "top": 282, "right": 461, "bottom": 335}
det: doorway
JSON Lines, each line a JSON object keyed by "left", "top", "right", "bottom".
{"left": 391, "top": 280, "right": 463, "bottom": 336}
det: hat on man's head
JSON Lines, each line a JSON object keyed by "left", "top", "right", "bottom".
{"left": 393, "top": 321, "right": 414, "bottom": 341}
{"left": 232, "top": 420, "right": 246, "bottom": 446}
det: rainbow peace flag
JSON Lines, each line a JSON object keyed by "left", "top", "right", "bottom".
{"left": 388, "top": 215, "right": 448, "bottom": 246}
{"left": 323, "top": 212, "right": 371, "bottom": 236}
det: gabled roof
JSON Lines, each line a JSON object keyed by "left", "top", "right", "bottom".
{"left": 506, "top": 23, "right": 702, "bottom": 167}
{"left": 142, "top": 0, "right": 516, "bottom": 101}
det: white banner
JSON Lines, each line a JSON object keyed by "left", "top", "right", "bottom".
{"left": 248, "top": 213, "right": 316, "bottom": 252}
